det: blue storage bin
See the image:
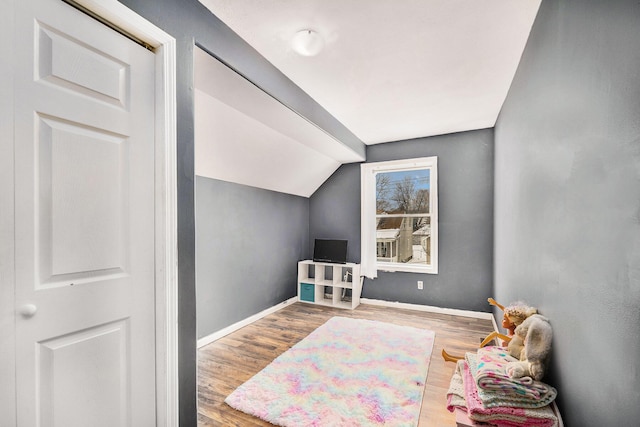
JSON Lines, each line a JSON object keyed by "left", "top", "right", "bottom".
{"left": 300, "top": 283, "right": 315, "bottom": 302}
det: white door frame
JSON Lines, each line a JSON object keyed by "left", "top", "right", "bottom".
{"left": 0, "top": 3, "right": 17, "bottom": 426}
{"left": 0, "top": 0, "right": 178, "bottom": 425}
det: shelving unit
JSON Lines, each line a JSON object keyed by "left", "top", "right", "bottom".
{"left": 297, "top": 260, "right": 362, "bottom": 309}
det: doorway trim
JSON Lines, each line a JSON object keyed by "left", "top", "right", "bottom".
{"left": 70, "top": 1, "right": 178, "bottom": 426}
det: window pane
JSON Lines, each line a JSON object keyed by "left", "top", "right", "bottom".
{"left": 376, "top": 216, "right": 431, "bottom": 265}
{"left": 376, "top": 169, "right": 430, "bottom": 214}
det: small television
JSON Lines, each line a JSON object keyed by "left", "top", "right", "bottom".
{"left": 313, "top": 239, "right": 348, "bottom": 264}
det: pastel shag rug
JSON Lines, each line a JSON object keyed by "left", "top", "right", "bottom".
{"left": 225, "top": 316, "right": 436, "bottom": 426}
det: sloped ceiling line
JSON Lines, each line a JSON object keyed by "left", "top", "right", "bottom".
{"left": 194, "top": 47, "right": 363, "bottom": 197}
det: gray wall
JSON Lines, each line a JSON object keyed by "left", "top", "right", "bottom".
{"left": 196, "top": 176, "right": 308, "bottom": 338}
{"left": 494, "top": 0, "right": 640, "bottom": 425}
{"left": 310, "top": 129, "right": 495, "bottom": 312}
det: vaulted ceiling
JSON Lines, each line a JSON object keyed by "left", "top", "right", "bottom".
{"left": 194, "top": 0, "right": 541, "bottom": 196}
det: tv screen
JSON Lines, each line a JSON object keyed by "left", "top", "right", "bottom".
{"left": 313, "top": 239, "right": 348, "bottom": 264}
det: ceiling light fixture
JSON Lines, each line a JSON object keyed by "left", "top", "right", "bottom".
{"left": 291, "top": 29, "right": 324, "bottom": 57}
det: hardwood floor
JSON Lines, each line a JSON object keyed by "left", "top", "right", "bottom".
{"left": 197, "top": 302, "right": 495, "bottom": 426}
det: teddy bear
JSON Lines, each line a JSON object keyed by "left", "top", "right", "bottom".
{"left": 442, "top": 298, "right": 538, "bottom": 363}
{"left": 442, "top": 298, "right": 553, "bottom": 380}
{"left": 481, "top": 299, "right": 553, "bottom": 381}
{"left": 505, "top": 313, "right": 553, "bottom": 381}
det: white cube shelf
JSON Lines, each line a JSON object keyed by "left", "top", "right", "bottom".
{"left": 297, "top": 260, "right": 362, "bottom": 309}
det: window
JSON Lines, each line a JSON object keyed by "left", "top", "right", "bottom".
{"left": 361, "top": 157, "right": 438, "bottom": 277}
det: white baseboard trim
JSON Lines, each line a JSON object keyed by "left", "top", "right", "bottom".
{"left": 360, "top": 298, "right": 495, "bottom": 320}
{"left": 197, "top": 297, "right": 298, "bottom": 348}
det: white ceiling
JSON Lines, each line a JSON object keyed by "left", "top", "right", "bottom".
{"left": 198, "top": 0, "right": 541, "bottom": 145}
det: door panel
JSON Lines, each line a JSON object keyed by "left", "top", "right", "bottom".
{"left": 14, "top": 1, "right": 156, "bottom": 425}
{"left": 37, "top": 22, "right": 129, "bottom": 107}
{"left": 38, "top": 115, "right": 128, "bottom": 286}
{"left": 38, "top": 320, "right": 129, "bottom": 427}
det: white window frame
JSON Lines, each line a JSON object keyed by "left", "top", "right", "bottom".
{"left": 361, "top": 157, "right": 438, "bottom": 277}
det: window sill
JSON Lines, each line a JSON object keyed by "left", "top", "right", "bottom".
{"left": 376, "top": 264, "right": 438, "bottom": 274}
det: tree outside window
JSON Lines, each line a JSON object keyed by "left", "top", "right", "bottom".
{"left": 376, "top": 169, "right": 431, "bottom": 265}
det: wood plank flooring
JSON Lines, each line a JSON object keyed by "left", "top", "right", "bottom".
{"left": 197, "top": 302, "right": 494, "bottom": 427}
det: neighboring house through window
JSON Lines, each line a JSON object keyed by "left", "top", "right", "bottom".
{"left": 361, "top": 157, "right": 438, "bottom": 277}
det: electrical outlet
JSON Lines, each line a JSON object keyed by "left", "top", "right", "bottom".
{"left": 417, "top": 280, "right": 423, "bottom": 290}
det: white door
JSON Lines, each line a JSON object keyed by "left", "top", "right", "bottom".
{"left": 12, "top": 0, "right": 157, "bottom": 425}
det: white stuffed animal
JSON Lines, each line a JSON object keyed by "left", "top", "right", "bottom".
{"left": 506, "top": 314, "right": 553, "bottom": 381}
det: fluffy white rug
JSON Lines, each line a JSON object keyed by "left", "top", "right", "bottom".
{"left": 225, "top": 316, "right": 435, "bottom": 426}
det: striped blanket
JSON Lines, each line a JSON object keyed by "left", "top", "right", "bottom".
{"left": 447, "top": 359, "right": 558, "bottom": 427}
{"left": 468, "top": 347, "right": 557, "bottom": 407}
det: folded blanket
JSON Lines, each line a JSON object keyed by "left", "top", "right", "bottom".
{"left": 467, "top": 350, "right": 557, "bottom": 409}
{"left": 447, "top": 358, "right": 558, "bottom": 427}
{"left": 446, "top": 360, "right": 468, "bottom": 412}
{"left": 462, "top": 361, "right": 558, "bottom": 427}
